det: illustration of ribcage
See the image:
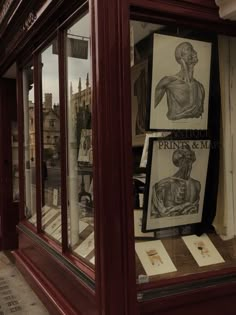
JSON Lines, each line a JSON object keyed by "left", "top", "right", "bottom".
{"left": 174, "top": 180, "right": 186, "bottom": 204}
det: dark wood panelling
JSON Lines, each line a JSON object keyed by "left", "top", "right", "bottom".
{"left": 182, "top": 0, "right": 217, "bottom": 7}
{"left": 0, "top": 78, "right": 19, "bottom": 250}
{"left": 139, "top": 282, "right": 236, "bottom": 315}
{"left": 92, "top": 0, "right": 137, "bottom": 314}
{"left": 3, "top": 0, "right": 236, "bottom": 315}
{"left": 14, "top": 230, "right": 98, "bottom": 315}
{"left": 130, "top": 0, "right": 236, "bottom": 36}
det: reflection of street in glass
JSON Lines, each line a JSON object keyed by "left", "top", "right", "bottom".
{"left": 146, "top": 249, "right": 163, "bottom": 266}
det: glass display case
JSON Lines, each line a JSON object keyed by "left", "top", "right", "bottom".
{"left": 131, "top": 19, "right": 224, "bottom": 284}
{"left": 130, "top": 17, "right": 236, "bottom": 308}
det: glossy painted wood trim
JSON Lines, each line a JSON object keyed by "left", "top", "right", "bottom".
{"left": 57, "top": 1, "right": 88, "bottom": 31}
{"left": 58, "top": 28, "right": 68, "bottom": 253}
{"left": 14, "top": 251, "right": 81, "bottom": 315}
{"left": 130, "top": 0, "right": 236, "bottom": 35}
{"left": 137, "top": 266, "right": 236, "bottom": 292}
{"left": 34, "top": 53, "right": 43, "bottom": 233}
{"left": 138, "top": 281, "right": 236, "bottom": 314}
{"left": 17, "top": 222, "right": 95, "bottom": 283}
{"left": 16, "top": 64, "right": 26, "bottom": 221}
{"left": 130, "top": 0, "right": 219, "bottom": 19}
{"left": 14, "top": 229, "right": 98, "bottom": 314}
{"left": 91, "top": 0, "right": 137, "bottom": 314}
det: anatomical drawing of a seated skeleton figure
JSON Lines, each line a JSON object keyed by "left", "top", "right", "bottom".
{"left": 151, "top": 143, "right": 201, "bottom": 218}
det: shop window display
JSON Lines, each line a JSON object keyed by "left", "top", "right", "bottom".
{"left": 131, "top": 20, "right": 236, "bottom": 290}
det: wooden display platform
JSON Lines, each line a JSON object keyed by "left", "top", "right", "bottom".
{"left": 136, "top": 233, "right": 236, "bottom": 283}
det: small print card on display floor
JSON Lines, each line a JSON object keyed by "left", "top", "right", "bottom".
{"left": 42, "top": 205, "right": 51, "bottom": 215}
{"left": 134, "top": 210, "right": 155, "bottom": 239}
{"left": 90, "top": 256, "right": 95, "bottom": 265}
{"left": 51, "top": 226, "right": 61, "bottom": 241}
{"left": 79, "top": 220, "right": 89, "bottom": 234}
{"left": 28, "top": 213, "right": 37, "bottom": 225}
{"left": 182, "top": 234, "right": 225, "bottom": 267}
{"left": 135, "top": 240, "right": 177, "bottom": 276}
{"left": 42, "top": 208, "right": 58, "bottom": 227}
{"left": 74, "top": 232, "right": 95, "bottom": 258}
{"left": 44, "top": 214, "right": 61, "bottom": 235}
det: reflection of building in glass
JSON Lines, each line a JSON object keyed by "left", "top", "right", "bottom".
{"left": 69, "top": 73, "right": 92, "bottom": 155}
{"left": 28, "top": 74, "right": 92, "bottom": 166}
{"left": 29, "top": 93, "right": 60, "bottom": 164}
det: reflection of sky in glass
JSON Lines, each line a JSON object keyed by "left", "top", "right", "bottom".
{"left": 42, "top": 44, "right": 59, "bottom": 104}
{"left": 67, "top": 13, "right": 91, "bottom": 93}
{"left": 29, "top": 12, "right": 91, "bottom": 104}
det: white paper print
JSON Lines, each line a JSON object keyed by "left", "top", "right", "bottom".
{"left": 140, "top": 132, "right": 164, "bottom": 168}
{"left": 134, "top": 210, "right": 154, "bottom": 238}
{"left": 42, "top": 205, "right": 51, "bottom": 215}
{"left": 145, "top": 140, "right": 210, "bottom": 231}
{"left": 28, "top": 213, "right": 37, "bottom": 225}
{"left": 74, "top": 232, "right": 94, "bottom": 258}
{"left": 150, "top": 34, "right": 211, "bottom": 130}
{"left": 42, "top": 208, "right": 58, "bottom": 227}
{"left": 90, "top": 256, "right": 95, "bottom": 265}
{"left": 182, "top": 234, "right": 225, "bottom": 266}
{"left": 44, "top": 214, "right": 61, "bottom": 235}
{"left": 78, "top": 220, "right": 89, "bottom": 234}
{"left": 135, "top": 240, "right": 177, "bottom": 276}
{"left": 51, "top": 225, "right": 61, "bottom": 241}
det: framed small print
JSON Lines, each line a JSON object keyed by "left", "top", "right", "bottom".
{"left": 148, "top": 33, "right": 212, "bottom": 131}
{"left": 143, "top": 139, "right": 210, "bottom": 232}
{"left": 44, "top": 214, "right": 61, "bottom": 235}
{"left": 131, "top": 59, "right": 148, "bottom": 146}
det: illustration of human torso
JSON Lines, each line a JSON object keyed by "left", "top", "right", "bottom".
{"left": 165, "top": 76, "right": 204, "bottom": 120}
{"left": 151, "top": 177, "right": 201, "bottom": 217}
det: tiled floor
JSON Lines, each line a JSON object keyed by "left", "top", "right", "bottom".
{"left": 0, "top": 251, "right": 49, "bottom": 315}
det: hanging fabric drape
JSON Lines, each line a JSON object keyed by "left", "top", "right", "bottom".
{"left": 213, "top": 35, "right": 236, "bottom": 239}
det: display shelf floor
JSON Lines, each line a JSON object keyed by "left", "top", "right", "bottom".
{"left": 0, "top": 251, "right": 49, "bottom": 315}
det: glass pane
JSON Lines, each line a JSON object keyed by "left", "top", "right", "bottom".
{"left": 40, "top": 40, "right": 62, "bottom": 242}
{"left": 130, "top": 20, "right": 232, "bottom": 293}
{"left": 67, "top": 12, "right": 95, "bottom": 266}
{"left": 23, "top": 62, "right": 37, "bottom": 224}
